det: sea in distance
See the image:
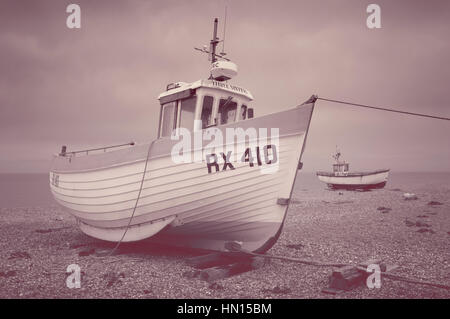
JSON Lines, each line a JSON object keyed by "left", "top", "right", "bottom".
{"left": 0, "top": 172, "right": 449, "bottom": 209}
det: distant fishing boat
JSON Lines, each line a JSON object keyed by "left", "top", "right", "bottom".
{"left": 49, "top": 18, "right": 316, "bottom": 253}
{"left": 316, "top": 149, "right": 389, "bottom": 190}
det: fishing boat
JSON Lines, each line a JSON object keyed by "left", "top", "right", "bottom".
{"left": 49, "top": 18, "right": 316, "bottom": 253}
{"left": 316, "top": 149, "right": 389, "bottom": 190}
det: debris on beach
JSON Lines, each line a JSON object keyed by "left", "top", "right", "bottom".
{"left": 415, "top": 221, "right": 431, "bottom": 228}
{"left": 403, "top": 193, "right": 418, "bottom": 200}
{"left": 263, "top": 285, "right": 292, "bottom": 294}
{"left": 103, "top": 271, "right": 125, "bottom": 288}
{"left": 182, "top": 270, "right": 202, "bottom": 279}
{"left": 69, "top": 243, "right": 89, "bottom": 249}
{"left": 184, "top": 252, "right": 268, "bottom": 283}
{"left": 0, "top": 270, "right": 17, "bottom": 278}
{"left": 209, "top": 282, "right": 224, "bottom": 290}
{"left": 285, "top": 243, "right": 305, "bottom": 250}
{"left": 78, "top": 248, "right": 96, "bottom": 257}
{"left": 323, "top": 259, "right": 391, "bottom": 294}
{"left": 404, "top": 219, "right": 416, "bottom": 227}
{"left": 8, "top": 251, "right": 31, "bottom": 260}
{"left": 334, "top": 200, "right": 354, "bottom": 205}
{"left": 405, "top": 219, "right": 432, "bottom": 228}
{"left": 95, "top": 248, "right": 112, "bottom": 257}
{"left": 377, "top": 207, "right": 392, "bottom": 214}
{"left": 427, "top": 201, "right": 443, "bottom": 206}
{"left": 417, "top": 228, "right": 435, "bottom": 234}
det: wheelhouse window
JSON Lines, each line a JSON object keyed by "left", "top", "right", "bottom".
{"left": 179, "top": 96, "right": 197, "bottom": 132}
{"left": 201, "top": 96, "right": 214, "bottom": 129}
{"left": 218, "top": 98, "right": 237, "bottom": 125}
{"left": 239, "top": 104, "right": 248, "bottom": 120}
{"left": 160, "top": 101, "right": 177, "bottom": 137}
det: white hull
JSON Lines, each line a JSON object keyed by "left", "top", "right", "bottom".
{"left": 50, "top": 104, "right": 315, "bottom": 252}
{"left": 316, "top": 169, "right": 389, "bottom": 189}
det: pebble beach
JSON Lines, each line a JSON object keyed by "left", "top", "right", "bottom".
{"left": 0, "top": 172, "right": 449, "bottom": 299}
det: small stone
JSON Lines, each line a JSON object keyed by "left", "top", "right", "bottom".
{"left": 427, "top": 201, "right": 443, "bottom": 206}
{"left": 403, "top": 193, "right": 418, "bottom": 200}
{"left": 285, "top": 243, "right": 304, "bottom": 250}
{"left": 404, "top": 219, "right": 415, "bottom": 227}
{"left": 415, "top": 221, "right": 431, "bottom": 228}
{"left": 209, "top": 282, "right": 224, "bottom": 290}
{"left": 9, "top": 251, "right": 31, "bottom": 260}
{"left": 417, "top": 228, "right": 435, "bottom": 234}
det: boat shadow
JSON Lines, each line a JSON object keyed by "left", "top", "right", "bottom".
{"left": 326, "top": 188, "right": 375, "bottom": 193}
{"left": 70, "top": 233, "right": 210, "bottom": 259}
{"left": 113, "top": 240, "right": 210, "bottom": 258}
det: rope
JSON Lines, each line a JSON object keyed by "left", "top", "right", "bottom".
{"left": 103, "top": 141, "right": 155, "bottom": 257}
{"left": 229, "top": 247, "right": 450, "bottom": 291}
{"left": 317, "top": 97, "right": 450, "bottom": 121}
{"left": 250, "top": 252, "right": 346, "bottom": 268}
{"left": 381, "top": 272, "right": 450, "bottom": 291}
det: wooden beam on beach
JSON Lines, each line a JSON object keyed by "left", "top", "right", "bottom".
{"left": 199, "top": 256, "right": 267, "bottom": 282}
{"left": 184, "top": 250, "right": 269, "bottom": 282}
{"left": 328, "top": 265, "right": 366, "bottom": 291}
{"left": 185, "top": 249, "right": 258, "bottom": 269}
{"left": 186, "top": 252, "right": 239, "bottom": 269}
{"left": 323, "top": 259, "right": 390, "bottom": 294}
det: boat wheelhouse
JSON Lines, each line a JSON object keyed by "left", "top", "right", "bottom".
{"left": 157, "top": 79, "right": 254, "bottom": 139}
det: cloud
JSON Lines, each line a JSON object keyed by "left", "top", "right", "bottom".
{"left": 0, "top": 0, "right": 449, "bottom": 172}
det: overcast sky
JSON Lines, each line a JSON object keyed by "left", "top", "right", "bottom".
{"left": 1, "top": 0, "right": 449, "bottom": 173}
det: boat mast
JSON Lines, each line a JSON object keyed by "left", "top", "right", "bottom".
{"left": 332, "top": 147, "right": 342, "bottom": 164}
{"left": 210, "top": 18, "right": 219, "bottom": 63}
{"left": 194, "top": 18, "right": 230, "bottom": 63}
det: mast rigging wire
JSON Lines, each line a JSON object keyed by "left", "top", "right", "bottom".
{"left": 317, "top": 97, "right": 450, "bottom": 121}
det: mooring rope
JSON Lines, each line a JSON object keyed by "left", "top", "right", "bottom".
{"left": 237, "top": 249, "right": 450, "bottom": 291}
{"left": 104, "top": 141, "right": 155, "bottom": 257}
{"left": 317, "top": 97, "right": 450, "bottom": 121}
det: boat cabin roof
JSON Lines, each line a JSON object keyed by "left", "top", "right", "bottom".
{"left": 158, "top": 79, "right": 253, "bottom": 102}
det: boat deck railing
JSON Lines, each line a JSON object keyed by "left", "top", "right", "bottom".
{"left": 59, "top": 142, "right": 135, "bottom": 157}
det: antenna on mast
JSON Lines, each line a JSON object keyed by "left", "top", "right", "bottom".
{"left": 194, "top": 18, "right": 237, "bottom": 81}
{"left": 220, "top": 6, "right": 227, "bottom": 56}
{"left": 210, "top": 18, "right": 219, "bottom": 63}
{"left": 194, "top": 18, "right": 230, "bottom": 62}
